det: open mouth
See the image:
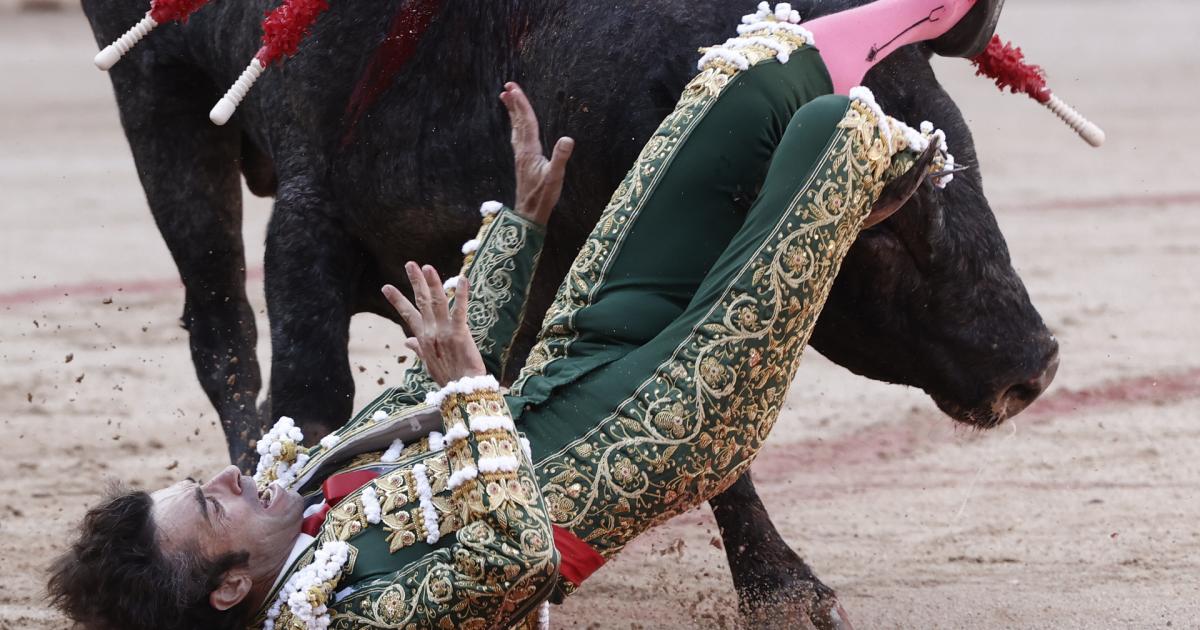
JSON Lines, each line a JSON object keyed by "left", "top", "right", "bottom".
{"left": 260, "top": 485, "right": 277, "bottom": 510}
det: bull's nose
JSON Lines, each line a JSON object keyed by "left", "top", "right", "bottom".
{"left": 997, "top": 347, "right": 1060, "bottom": 419}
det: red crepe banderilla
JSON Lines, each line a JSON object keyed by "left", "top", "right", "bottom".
{"left": 970, "top": 35, "right": 1106, "bottom": 147}
{"left": 93, "top": 0, "right": 213, "bottom": 71}
{"left": 209, "top": 0, "right": 331, "bottom": 125}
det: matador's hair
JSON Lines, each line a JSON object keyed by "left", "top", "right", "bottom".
{"left": 47, "top": 483, "right": 251, "bottom": 630}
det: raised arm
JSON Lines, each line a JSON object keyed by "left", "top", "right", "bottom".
{"left": 454, "top": 83, "right": 573, "bottom": 374}
{"left": 271, "top": 267, "right": 558, "bottom": 629}
{"left": 392, "top": 83, "right": 572, "bottom": 384}
{"left": 341, "top": 84, "right": 573, "bottom": 428}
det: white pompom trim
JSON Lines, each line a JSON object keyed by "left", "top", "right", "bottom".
{"left": 848, "top": 86, "right": 894, "bottom": 151}
{"left": 254, "top": 416, "right": 306, "bottom": 488}
{"left": 479, "top": 201, "right": 503, "bottom": 217}
{"left": 361, "top": 486, "right": 382, "bottom": 525}
{"left": 319, "top": 434, "right": 341, "bottom": 450}
{"left": 424, "top": 374, "right": 501, "bottom": 408}
{"left": 461, "top": 238, "right": 481, "bottom": 255}
{"left": 885, "top": 116, "right": 957, "bottom": 189}
{"left": 443, "top": 276, "right": 460, "bottom": 292}
{"left": 477, "top": 455, "right": 520, "bottom": 474}
{"left": 447, "top": 465, "right": 479, "bottom": 490}
{"left": 696, "top": 47, "right": 750, "bottom": 71}
{"left": 700, "top": 3, "right": 813, "bottom": 72}
{"left": 413, "top": 464, "right": 441, "bottom": 544}
{"left": 264, "top": 540, "right": 350, "bottom": 630}
{"left": 371, "top": 410, "right": 389, "bottom": 422}
{"left": 736, "top": 20, "right": 814, "bottom": 44}
{"left": 380, "top": 438, "right": 406, "bottom": 463}
{"left": 468, "top": 414, "right": 516, "bottom": 434}
{"left": 520, "top": 436, "right": 533, "bottom": 460}
{"left": 443, "top": 423, "right": 470, "bottom": 446}
{"left": 721, "top": 35, "right": 794, "bottom": 64}
{"left": 938, "top": 153, "right": 956, "bottom": 188}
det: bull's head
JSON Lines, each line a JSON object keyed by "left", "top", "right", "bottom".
{"left": 809, "top": 47, "right": 1060, "bottom": 429}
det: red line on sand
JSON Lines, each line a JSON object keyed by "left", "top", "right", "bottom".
{"left": 752, "top": 367, "right": 1200, "bottom": 479}
{"left": 4, "top": 191, "right": 1197, "bottom": 308}
{"left": 3, "top": 194, "right": 1197, "bottom": 469}
{"left": 0, "top": 268, "right": 263, "bottom": 307}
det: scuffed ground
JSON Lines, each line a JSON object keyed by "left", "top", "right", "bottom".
{"left": 1, "top": 2, "right": 1197, "bottom": 628}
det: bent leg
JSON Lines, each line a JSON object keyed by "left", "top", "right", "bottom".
{"left": 520, "top": 88, "right": 951, "bottom": 589}
{"left": 522, "top": 93, "right": 900, "bottom": 572}
{"left": 510, "top": 41, "right": 833, "bottom": 406}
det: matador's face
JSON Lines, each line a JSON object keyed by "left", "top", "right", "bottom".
{"left": 151, "top": 466, "right": 304, "bottom": 574}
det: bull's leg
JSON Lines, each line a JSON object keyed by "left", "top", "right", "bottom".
{"left": 263, "top": 185, "right": 363, "bottom": 441}
{"left": 95, "top": 46, "right": 263, "bottom": 468}
{"left": 710, "top": 472, "right": 853, "bottom": 630}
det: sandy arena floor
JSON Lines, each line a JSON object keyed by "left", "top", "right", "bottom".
{"left": 1, "top": 2, "right": 1198, "bottom": 628}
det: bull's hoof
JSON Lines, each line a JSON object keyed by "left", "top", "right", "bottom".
{"left": 738, "top": 581, "right": 854, "bottom": 630}
{"left": 810, "top": 601, "right": 854, "bottom": 630}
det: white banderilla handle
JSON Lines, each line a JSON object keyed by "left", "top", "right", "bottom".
{"left": 210, "top": 58, "right": 265, "bottom": 126}
{"left": 94, "top": 14, "right": 158, "bottom": 71}
{"left": 1044, "top": 93, "right": 1106, "bottom": 148}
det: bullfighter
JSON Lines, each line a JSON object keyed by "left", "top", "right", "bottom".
{"left": 49, "top": 1, "right": 998, "bottom": 628}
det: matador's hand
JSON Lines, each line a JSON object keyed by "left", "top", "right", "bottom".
{"left": 382, "top": 262, "right": 486, "bottom": 387}
{"left": 500, "top": 82, "right": 574, "bottom": 226}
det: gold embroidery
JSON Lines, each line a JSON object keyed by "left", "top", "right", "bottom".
{"left": 535, "top": 103, "right": 896, "bottom": 556}
{"left": 463, "top": 216, "right": 536, "bottom": 358}
{"left": 315, "top": 454, "right": 467, "bottom": 554}
{"left": 328, "top": 463, "right": 556, "bottom": 629}
{"left": 254, "top": 20, "right": 920, "bottom": 629}
{"left": 510, "top": 29, "right": 812, "bottom": 398}
{"left": 510, "top": 75, "right": 718, "bottom": 395}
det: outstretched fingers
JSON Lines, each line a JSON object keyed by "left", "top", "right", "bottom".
{"left": 405, "top": 262, "right": 433, "bottom": 325}
{"left": 546, "top": 136, "right": 575, "bottom": 193}
{"left": 381, "top": 283, "right": 425, "bottom": 359}
{"left": 383, "top": 263, "right": 482, "bottom": 385}
{"left": 382, "top": 283, "right": 422, "bottom": 335}
{"left": 501, "top": 82, "right": 542, "bottom": 157}
{"left": 422, "top": 265, "right": 452, "bottom": 325}
{"left": 451, "top": 274, "right": 470, "bottom": 328}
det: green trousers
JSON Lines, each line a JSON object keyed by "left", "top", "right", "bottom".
{"left": 511, "top": 48, "right": 872, "bottom": 564}
{"left": 266, "top": 36, "right": 933, "bottom": 629}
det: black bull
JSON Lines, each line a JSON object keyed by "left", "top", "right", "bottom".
{"left": 84, "top": 0, "right": 1059, "bottom": 624}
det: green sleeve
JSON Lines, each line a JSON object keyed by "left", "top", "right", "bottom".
{"left": 338, "top": 206, "right": 545, "bottom": 432}
{"left": 454, "top": 206, "right": 546, "bottom": 376}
